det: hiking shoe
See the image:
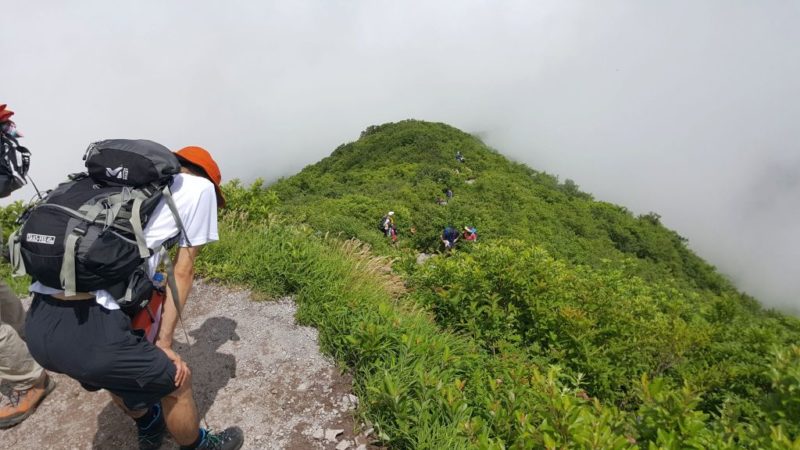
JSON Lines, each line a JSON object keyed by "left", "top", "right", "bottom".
{"left": 181, "top": 427, "right": 244, "bottom": 450}
{"left": 0, "top": 372, "right": 56, "bottom": 429}
{"left": 137, "top": 403, "right": 166, "bottom": 450}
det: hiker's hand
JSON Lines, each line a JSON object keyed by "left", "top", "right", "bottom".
{"left": 160, "top": 346, "right": 190, "bottom": 387}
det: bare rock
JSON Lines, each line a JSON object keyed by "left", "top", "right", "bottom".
{"left": 0, "top": 283, "right": 364, "bottom": 450}
{"left": 336, "top": 440, "right": 353, "bottom": 450}
{"left": 325, "top": 428, "right": 344, "bottom": 442}
{"left": 416, "top": 253, "right": 433, "bottom": 265}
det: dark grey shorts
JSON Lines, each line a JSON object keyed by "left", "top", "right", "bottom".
{"left": 25, "top": 293, "right": 177, "bottom": 410}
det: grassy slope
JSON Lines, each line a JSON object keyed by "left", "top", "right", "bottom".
{"left": 259, "top": 120, "right": 800, "bottom": 447}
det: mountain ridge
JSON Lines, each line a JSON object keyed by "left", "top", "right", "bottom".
{"left": 271, "top": 119, "right": 736, "bottom": 297}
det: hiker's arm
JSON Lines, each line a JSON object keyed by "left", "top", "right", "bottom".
{"left": 156, "top": 245, "right": 202, "bottom": 350}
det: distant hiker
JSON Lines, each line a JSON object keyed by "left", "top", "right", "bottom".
{"left": 441, "top": 226, "right": 460, "bottom": 250}
{"left": 455, "top": 151, "right": 465, "bottom": 163}
{"left": 19, "top": 143, "right": 244, "bottom": 449}
{"left": 379, "top": 211, "right": 395, "bottom": 238}
{"left": 463, "top": 226, "right": 478, "bottom": 242}
{"left": 444, "top": 188, "right": 453, "bottom": 199}
{"left": 0, "top": 105, "right": 56, "bottom": 429}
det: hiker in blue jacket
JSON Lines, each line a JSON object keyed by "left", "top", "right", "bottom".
{"left": 441, "top": 226, "right": 460, "bottom": 250}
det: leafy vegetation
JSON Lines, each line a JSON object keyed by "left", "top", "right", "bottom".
{"left": 2, "top": 119, "right": 798, "bottom": 448}
{"left": 0, "top": 200, "right": 32, "bottom": 293}
{"left": 202, "top": 178, "right": 800, "bottom": 448}
{"left": 265, "top": 120, "right": 800, "bottom": 448}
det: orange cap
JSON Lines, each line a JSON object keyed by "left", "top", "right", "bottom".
{"left": 175, "top": 146, "right": 225, "bottom": 208}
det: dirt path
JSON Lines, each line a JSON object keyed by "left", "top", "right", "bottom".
{"left": 0, "top": 280, "right": 373, "bottom": 450}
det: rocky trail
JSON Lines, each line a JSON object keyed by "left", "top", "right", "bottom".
{"left": 0, "top": 280, "right": 376, "bottom": 450}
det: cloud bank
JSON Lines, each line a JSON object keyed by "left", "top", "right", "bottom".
{"left": 2, "top": 1, "right": 797, "bottom": 309}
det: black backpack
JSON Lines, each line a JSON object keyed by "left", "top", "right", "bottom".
{"left": 8, "top": 139, "right": 189, "bottom": 312}
{"left": 0, "top": 125, "right": 30, "bottom": 197}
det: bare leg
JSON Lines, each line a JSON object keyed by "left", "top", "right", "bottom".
{"left": 161, "top": 373, "right": 200, "bottom": 446}
{"left": 109, "top": 373, "right": 200, "bottom": 446}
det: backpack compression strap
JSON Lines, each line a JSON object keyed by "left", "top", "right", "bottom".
{"left": 60, "top": 227, "right": 83, "bottom": 296}
{"left": 79, "top": 189, "right": 130, "bottom": 226}
{"left": 7, "top": 229, "right": 26, "bottom": 277}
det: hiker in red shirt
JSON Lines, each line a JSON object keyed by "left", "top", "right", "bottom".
{"left": 463, "top": 226, "right": 478, "bottom": 242}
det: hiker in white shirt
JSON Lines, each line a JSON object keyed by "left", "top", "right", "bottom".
{"left": 25, "top": 145, "right": 244, "bottom": 450}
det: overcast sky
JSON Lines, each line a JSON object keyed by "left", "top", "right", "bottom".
{"left": 2, "top": 1, "right": 798, "bottom": 310}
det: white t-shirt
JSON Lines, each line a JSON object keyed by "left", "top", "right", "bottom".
{"left": 30, "top": 173, "right": 219, "bottom": 309}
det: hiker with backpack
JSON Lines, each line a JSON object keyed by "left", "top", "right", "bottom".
{"left": 463, "top": 226, "right": 478, "bottom": 242}
{"left": 14, "top": 141, "right": 243, "bottom": 450}
{"left": 0, "top": 105, "right": 57, "bottom": 429}
{"left": 441, "top": 226, "right": 460, "bottom": 250}
{"left": 379, "top": 211, "right": 396, "bottom": 240}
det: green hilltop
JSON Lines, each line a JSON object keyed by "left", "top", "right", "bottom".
{"left": 272, "top": 120, "right": 728, "bottom": 294}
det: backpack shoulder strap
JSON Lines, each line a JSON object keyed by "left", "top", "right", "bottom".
{"left": 127, "top": 190, "right": 152, "bottom": 258}
{"left": 161, "top": 185, "right": 192, "bottom": 248}
{"left": 158, "top": 246, "right": 183, "bottom": 316}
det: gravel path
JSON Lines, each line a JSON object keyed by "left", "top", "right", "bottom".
{"left": 0, "top": 280, "right": 374, "bottom": 450}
